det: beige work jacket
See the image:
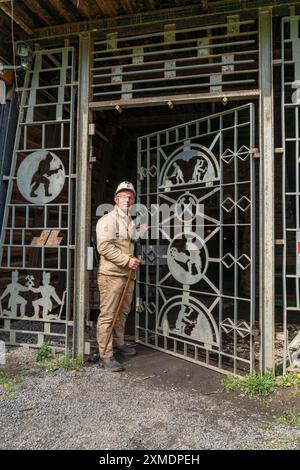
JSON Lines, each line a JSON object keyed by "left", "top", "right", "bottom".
{"left": 96, "top": 205, "right": 135, "bottom": 277}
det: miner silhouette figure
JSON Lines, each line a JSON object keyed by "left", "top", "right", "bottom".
{"left": 30, "top": 152, "right": 63, "bottom": 198}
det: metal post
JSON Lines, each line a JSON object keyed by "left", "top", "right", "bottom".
{"left": 259, "top": 9, "right": 275, "bottom": 373}
{"left": 73, "top": 34, "right": 91, "bottom": 357}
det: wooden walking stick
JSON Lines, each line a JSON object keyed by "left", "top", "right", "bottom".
{"left": 103, "top": 258, "right": 144, "bottom": 355}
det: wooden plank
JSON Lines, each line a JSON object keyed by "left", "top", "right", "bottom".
{"left": 89, "top": 89, "right": 260, "bottom": 110}
{"left": 30, "top": 0, "right": 298, "bottom": 41}
{"left": 120, "top": 0, "right": 134, "bottom": 14}
{"left": 43, "top": 0, "right": 75, "bottom": 23}
{"left": 0, "top": 3, "right": 33, "bottom": 35}
{"left": 147, "top": 0, "right": 156, "bottom": 9}
{"left": 69, "top": 0, "right": 91, "bottom": 19}
{"left": 10, "top": 2, "right": 39, "bottom": 29}
{"left": 31, "top": 3, "right": 216, "bottom": 39}
{"left": 21, "top": 0, "right": 52, "bottom": 26}
{"left": 94, "top": 0, "right": 118, "bottom": 17}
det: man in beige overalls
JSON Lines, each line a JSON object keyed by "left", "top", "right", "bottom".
{"left": 96, "top": 181, "right": 143, "bottom": 372}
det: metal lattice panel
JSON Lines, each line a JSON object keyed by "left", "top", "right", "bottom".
{"left": 0, "top": 47, "right": 76, "bottom": 353}
{"left": 92, "top": 15, "right": 258, "bottom": 103}
{"left": 282, "top": 16, "right": 300, "bottom": 371}
{"left": 136, "top": 103, "right": 256, "bottom": 374}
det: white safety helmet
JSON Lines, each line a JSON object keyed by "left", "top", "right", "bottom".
{"left": 115, "top": 181, "right": 136, "bottom": 197}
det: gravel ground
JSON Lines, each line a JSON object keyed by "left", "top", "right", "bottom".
{"left": 0, "top": 346, "right": 300, "bottom": 450}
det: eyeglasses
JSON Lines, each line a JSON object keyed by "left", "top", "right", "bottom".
{"left": 117, "top": 195, "right": 134, "bottom": 201}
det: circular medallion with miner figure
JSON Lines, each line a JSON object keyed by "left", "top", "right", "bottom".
{"left": 17, "top": 150, "right": 65, "bottom": 204}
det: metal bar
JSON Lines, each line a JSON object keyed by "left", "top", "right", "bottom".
{"left": 93, "top": 20, "right": 256, "bottom": 47}
{"left": 22, "top": 101, "right": 72, "bottom": 108}
{"left": 146, "top": 137, "right": 150, "bottom": 345}
{"left": 91, "top": 49, "right": 259, "bottom": 73}
{"left": 16, "top": 148, "right": 71, "bottom": 153}
{"left": 259, "top": 8, "right": 275, "bottom": 373}
{"left": 94, "top": 79, "right": 256, "bottom": 98}
{"left": 93, "top": 79, "right": 256, "bottom": 97}
{"left": 92, "top": 69, "right": 258, "bottom": 89}
{"left": 19, "top": 119, "right": 70, "bottom": 125}
{"left": 90, "top": 89, "right": 260, "bottom": 110}
{"left": 156, "top": 134, "right": 160, "bottom": 349}
{"left": 93, "top": 29, "right": 257, "bottom": 55}
{"left": 93, "top": 39, "right": 256, "bottom": 63}
{"left": 93, "top": 59, "right": 256, "bottom": 79}
{"left": 296, "top": 106, "right": 300, "bottom": 309}
{"left": 18, "top": 84, "right": 74, "bottom": 92}
{"left": 250, "top": 102, "right": 256, "bottom": 372}
{"left": 233, "top": 110, "right": 238, "bottom": 375}
{"left": 219, "top": 115, "right": 223, "bottom": 369}
{"left": 0, "top": 267, "right": 68, "bottom": 272}
{"left": 26, "top": 54, "right": 41, "bottom": 123}
{"left": 73, "top": 34, "right": 91, "bottom": 357}
{"left": 137, "top": 281, "right": 251, "bottom": 302}
{"left": 135, "top": 137, "right": 142, "bottom": 344}
{"left": 57, "top": 49, "right": 68, "bottom": 121}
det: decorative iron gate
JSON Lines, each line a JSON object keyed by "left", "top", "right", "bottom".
{"left": 282, "top": 15, "right": 300, "bottom": 371}
{"left": 0, "top": 47, "right": 76, "bottom": 353}
{"left": 136, "top": 104, "right": 256, "bottom": 374}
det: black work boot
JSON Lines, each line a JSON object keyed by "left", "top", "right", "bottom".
{"left": 101, "top": 356, "right": 124, "bottom": 372}
{"left": 113, "top": 344, "right": 137, "bottom": 357}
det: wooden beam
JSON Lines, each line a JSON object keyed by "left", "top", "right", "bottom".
{"left": 29, "top": 0, "right": 298, "bottom": 41}
{"left": 147, "top": 0, "right": 156, "bottom": 9}
{"left": 0, "top": 3, "right": 33, "bottom": 35}
{"left": 26, "top": 5, "right": 228, "bottom": 42}
{"left": 41, "top": 0, "right": 75, "bottom": 24}
{"left": 69, "top": 0, "right": 91, "bottom": 19}
{"left": 22, "top": 0, "right": 52, "bottom": 26}
{"left": 94, "top": 0, "right": 118, "bottom": 17}
{"left": 89, "top": 89, "right": 260, "bottom": 111}
{"left": 120, "top": 0, "right": 134, "bottom": 14}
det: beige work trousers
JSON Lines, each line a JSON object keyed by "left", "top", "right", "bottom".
{"left": 97, "top": 273, "right": 134, "bottom": 358}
